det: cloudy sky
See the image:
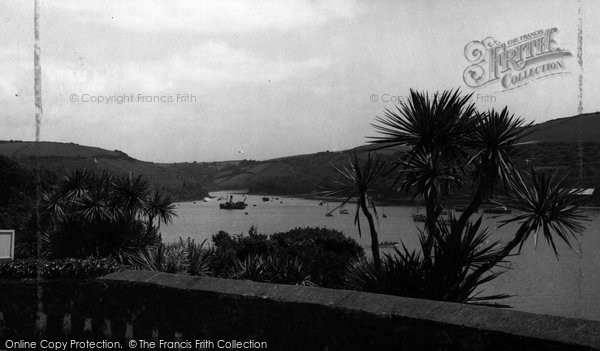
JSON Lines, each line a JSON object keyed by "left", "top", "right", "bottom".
{"left": 1, "top": 0, "right": 599, "bottom": 162}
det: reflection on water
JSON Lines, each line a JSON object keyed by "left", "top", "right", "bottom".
{"left": 162, "top": 191, "right": 600, "bottom": 321}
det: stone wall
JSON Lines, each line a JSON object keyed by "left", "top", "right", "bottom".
{"left": 0, "top": 270, "right": 599, "bottom": 350}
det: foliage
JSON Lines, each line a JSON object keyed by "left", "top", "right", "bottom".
{"left": 40, "top": 169, "right": 177, "bottom": 258}
{"left": 208, "top": 227, "right": 271, "bottom": 276}
{"left": 229, "top": 254, "right": 313, "bottom": 286}
{"left": 322, "top": 153, "right": 393, "bottom": 273}
{"left": 0, "top": 257, "right": 127, "bottom": 280}
{"left": 124, "top": 237, "right": 211, "bottom": 276}
{"left": 345, "top": 217, "right": 510, "bottom": 306}
{"left": 270, "top": 227, "right": 364, "bottom": 287}
{"left": 210, "top": 227, "right": 363, "bottom": 287}
{"left": 0, "top": 155, "right": 57, "bottom": 258}
{"left": 359, "top": 88, "right": 588, "bottom": 305}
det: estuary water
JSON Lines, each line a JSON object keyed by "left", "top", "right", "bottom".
{"left": 162, "top": 191, "right": 600, "bottom": 322}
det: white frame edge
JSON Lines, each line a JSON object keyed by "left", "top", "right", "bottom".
{"left": 0, "top": 230, "right": 15, "bottom": 259}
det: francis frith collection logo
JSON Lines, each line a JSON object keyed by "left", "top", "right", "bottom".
{"left": 463, "top": 28, "right": 572, "bottom": 91}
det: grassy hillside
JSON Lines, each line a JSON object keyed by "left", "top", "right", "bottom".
{"left": 2, "top": 113, "right": 598, "bottom": 200}
{"left": 206, "top": 114, "right": 600, "bottom": 196}
{"left": 523, "top": 112, "right": 600, "bottom": 143}
{"left": 0, "top": 141, "right": 209, "bottom": 201}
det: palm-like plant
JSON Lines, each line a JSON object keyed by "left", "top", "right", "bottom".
{"left": 40, "top": 169, "right": 177, "bottom": 259}
{"left": 58, "top": 168, "right": 92, "bottom": 202}
{"left": 501, "top": 169, "right": 586, "bottom": 254}
{"left": 144, "top": 190, "right": 177, "bottom": 233}
{"left": 345, "top": 216, "right": 510, "bottom": 305}
{"left": 111, "top": 173, "right": 150, "bottom": 219}
{"left": 370, "top": 89, "right": 477, "bottom": 156}
{"left": 455, "top": 107, "right": 533, "bottom": 229}
{"left": 40, "top": 189, "right": 66, "bottom": 223}
{"left": 324, "top": 152, "right": 392, "bottom": 272}
{"left": 371, "top": 89, "right": 478, "bottom": 261}
{"left": 366, "top": 88, "right": 587, "bottom": 304}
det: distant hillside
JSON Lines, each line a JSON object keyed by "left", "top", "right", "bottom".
{"left": 1, "top": 113, "right": 598, "bottom": 199}
{"left": 0, "top": 141, "right": 208, "bottom": 201}
{"left": 523, "top": 112, "right": 600, "bottom": 143}
{"left": 210, "top": 114, "right": 600, "bottom": 195}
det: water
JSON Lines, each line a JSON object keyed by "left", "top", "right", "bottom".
{"left": 162, "top": 191, "right": 600, "bottom": 322}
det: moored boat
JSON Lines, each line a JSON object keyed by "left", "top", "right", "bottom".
{"left": 412, "top": 213, "right": 426, "bottom": 222}
{"left": 379, "top": 241, "right": 399, "bottom": 248}
{"left": 219, "top": 195, "right": 248, "bottom": 210}
{"left": 482, "top": 205, "right": 511, "bottom": 214}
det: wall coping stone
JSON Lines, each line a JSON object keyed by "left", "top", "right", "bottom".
{"left": 99, "top": 270, "right": 600, "bottom": 349}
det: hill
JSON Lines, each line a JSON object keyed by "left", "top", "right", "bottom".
{"left": 523, "top": 112, "right": 600, "bottom": 143}
{"left": 1, "top": 113, "right": 598, "bottom": 200}
{"left": 0, "top": 141, "right": 209, "bottom": 201}
{"left": 206, "top": 113, "right": 600, "bottom": 195}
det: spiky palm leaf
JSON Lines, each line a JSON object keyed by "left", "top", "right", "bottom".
{"left": 432, "top": 216, "right": 510, "bottom": 304}
{"left": 144, "top": 190, "right": 178, "bottom": 229}
{"left": 40, "top": 189, "right": 66, "bottom": 222}
{"left": 111, "top": 174, "right": 150, "bottom": 218}
{"left": 59, "top": 168, "right": 92, "bottom": 201}
{"left": 76, "top": 189, "right": 114, "bottom": 223}
{"left": 498, "top": 169, "right": 588, "bottom": 255}
{"left": 395, "top": 150, "right": 461, "bottom": 200}
{"left": 468, "top": 107, "right": 533, "bottom": 192}
{"left": 369, "top": 89, "right": 477, "bottom": 159}
{"left": 323, "top": 152, "right": 392, "bottom": 237}
{"left": 230, "top": 254, "right": 271, "bottom": 281}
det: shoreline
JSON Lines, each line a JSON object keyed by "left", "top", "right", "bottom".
{"left": 181, "top": 190, "right": 600, "bottom": 211}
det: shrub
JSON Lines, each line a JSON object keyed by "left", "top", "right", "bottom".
{"left": 125, "top": 237, "right": 211, "bottom": 276}
{"left": 228, "top": 254, "right": 313, "bottom": 286}
{"left": 269, "top": 227, "right": 364, "bottom": 287}
{"left": 0, "top": 257, "right": 127, "bottom": 280}
{"left": 210, "top": 227, "right": 363, "bottom": 287}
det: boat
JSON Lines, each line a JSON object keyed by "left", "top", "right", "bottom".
{"left": 455, "top": 206, "right": 481, "bottom": 213}
{"left": 202, "top": 197, "right": 210, "bottom": 202}
{"left": 412, "top": 207, "right": 426, "bottom": 222}
{"left": 262, "top": 197, "right": 270, "bottom": 202}
{"left": 339, "top": 209, "right": 350, "bottom": 215}
{"left": 412, "top": 213, "right": 426, "bottom": 222}
{"left": 379, "top": 241, "right": 399, "bottom": 248}
{"left": 483, "top": 205, "right": 511, "bottom": 214}
{"left": 219, "top": 195, "right": 248, "bottom": 210}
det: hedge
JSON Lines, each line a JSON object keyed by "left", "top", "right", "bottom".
{"left": 0, "top": 257, "right": 128, "bottom": 280}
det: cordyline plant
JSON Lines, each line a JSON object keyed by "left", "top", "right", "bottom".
{"left": 322, "top": 153, "right": 393, "bottom": 273}
{"left": 40, "top": 169, "right": 177, "bottom": 258}
{"left": 341, "top": 88, "right": 587, "bottom": 305}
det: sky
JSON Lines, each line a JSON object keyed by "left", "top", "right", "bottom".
{"left": 1, "top": 0, "right": 600, "bottom": 162}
